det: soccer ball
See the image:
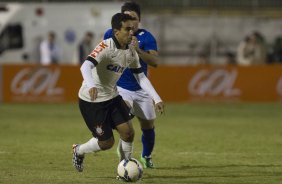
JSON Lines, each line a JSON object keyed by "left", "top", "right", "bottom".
{"left": 117, "top": 158, "right": 143, "bottom": 182}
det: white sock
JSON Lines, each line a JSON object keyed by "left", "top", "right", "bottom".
{"left": 117, "top": 139, "right": 125, "bottom": 161}
{"left": 77, "top": 137, "right": 101, "bottom": 155}
{"left": 120, "top": 139, "right": 133, "bottom": 160}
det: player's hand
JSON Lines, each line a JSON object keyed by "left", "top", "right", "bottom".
{"left": 131, "top": 36, "right": 139, "bottom": 50}
{"left": 89, "top": 87, "right": 98, "bottom": 101}
{"left": 155, "top": 101, "right": 165, "bottom": 115}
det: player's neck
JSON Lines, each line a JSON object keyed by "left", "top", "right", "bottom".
{"left": 119, "top": 43, "right": 127, "bottom": 49}
{"left": 113, "top": 36, "right": 128, "bottom": 50}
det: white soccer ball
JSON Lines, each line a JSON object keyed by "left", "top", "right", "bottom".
{"left": 117, "top": 158, "right": 143, "bottom": 182}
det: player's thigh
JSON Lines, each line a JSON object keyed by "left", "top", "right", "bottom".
{"left": 117, "top": 86, "right": 134, "bottom": 108}
{"left": 79, "top": 98, "right": 113, "bottom": 141}
{"left": 110, "top": 95, "right": 135, "bottom": 142}
{"left": 133, "top": 91, "right": 156, "bottom": 120}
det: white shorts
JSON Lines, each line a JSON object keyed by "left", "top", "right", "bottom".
{"left": 117, "top": 86, "right": 156, "bottom": 120}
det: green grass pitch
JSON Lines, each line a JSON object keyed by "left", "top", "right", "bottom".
{"left": 1, "top": 102, "right": 282, "bottom": 184}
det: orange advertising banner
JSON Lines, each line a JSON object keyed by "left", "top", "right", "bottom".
{"left": 149, "top": 65, "right": 282, "bottom": 102}
{"left": 1, "top": 64, "right": 282, "bottom": 103}
{"left": 1, "top": 64, "right": 82, "bottom": 103}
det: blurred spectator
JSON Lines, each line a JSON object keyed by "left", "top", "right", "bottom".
{"left": 78, "top": 31, "right": 95, "bottom": 64}
{"left": 253, "top": 31, "right": 266, "bottom": 45}
{"left": 39, "top": 31, "right": 61, "bottom": 65}
{"left": 197, "top": 52, "right": 209, "bottom": 64}
{"left": 224, "top": 51, "right": 236, "bottom": 65}
{"left": 22, "top": 53, "right": 29, "bottom": 62}
{"left": 32, "top": 36, "right": 43, "bottom": 63}
{"left": 237, "top": 31, "right": 267, "bottom": 65}
{"left": 269, "top": 36, "right": 282, "bottom": 64}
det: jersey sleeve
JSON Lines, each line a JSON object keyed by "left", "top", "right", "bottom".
{"left": 103, "top": 29, "right": 113, "bottom": 40}
{"left": 85, "top": 40, "right": 109, "bottom": 65}
{"left": 129, "top": 49, "right": 143, "bottom": 73}
{"left": 133, "top": 72, "right": 162, "bottom": 104}
{"left": 80, "top": 60, "right": 96, "bottom": 88}
{"left": 143, "top": 31, "right": 158, "bottom": 52}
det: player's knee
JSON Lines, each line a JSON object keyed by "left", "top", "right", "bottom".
{"left": 141, "top": 123, "right": 154, "bottom": 129}
{"left": 121, "top": 129, "right": 135, "bottom": 142}
{"left": 139, "top": 119, "right": 155, "bottom": 129}
{"left": 98, "top": 138, "right": 114, "bottom": 150}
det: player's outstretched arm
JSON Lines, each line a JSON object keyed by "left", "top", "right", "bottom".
{"left": 132, "top": 72, "right": 165, "bottom": 114}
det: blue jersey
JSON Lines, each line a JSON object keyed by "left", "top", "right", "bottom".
{"left": 104, "top": 28, "right": 158, "bottom": 91}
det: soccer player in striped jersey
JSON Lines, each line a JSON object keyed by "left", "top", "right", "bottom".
{"left": 72, "top": 13, "right": 164, "bottom": 172}
{"left": 104, "top": 1, "right": 160, "bottom": 168}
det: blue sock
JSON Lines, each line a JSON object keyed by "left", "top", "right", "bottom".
{"left": 141, "top": 128, "right": 155, "bottom": 157}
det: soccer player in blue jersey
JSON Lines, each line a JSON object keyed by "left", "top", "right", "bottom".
{"left": 104, "top": 1, "right": 161, "bottom": 168}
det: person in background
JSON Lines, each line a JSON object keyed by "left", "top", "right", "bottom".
{"left": 78, "top": 31, "right": 95, "bottom": 64}
{"left": 237, "top": 31, "right": 267, "bottom": 65}
{"left": 104, "top": 1, "right": 161, "bottom": 169}
{"left": 224, "top": 52, "right": 236, "bottom": 65}
{"left": 39, "top": 31, "right": 61, "bottom": 65}
{"left": 269, "top": 36, "right": 282, "bottom": 64}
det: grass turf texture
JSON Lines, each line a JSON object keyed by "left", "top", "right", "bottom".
{"left": 0, "top": 102, "right": 282, "bottom": 184}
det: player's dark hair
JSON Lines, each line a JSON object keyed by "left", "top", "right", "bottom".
{"left": 111, "top": 13, "right": 136, "bottom": 30}
{"left": 121, "top": 1, "right": 141, "bottom": 21}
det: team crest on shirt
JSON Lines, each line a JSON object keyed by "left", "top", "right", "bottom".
{"left": 95, "top": 125, "right": 104, "bottom": 136}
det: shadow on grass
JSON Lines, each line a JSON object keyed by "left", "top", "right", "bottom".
{"left": 144, "top": 164, "right": 282, "bottom": 180}
{"left": 157, "top": 164, "right": 282, "bottom": 170}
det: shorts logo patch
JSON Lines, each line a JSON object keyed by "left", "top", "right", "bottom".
{"left": 95, "top": 125, "right": 104, "bottom": 136}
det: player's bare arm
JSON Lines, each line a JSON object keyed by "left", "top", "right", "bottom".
{"left": 131, "top": 36, "right": 160, "bottom": 68}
